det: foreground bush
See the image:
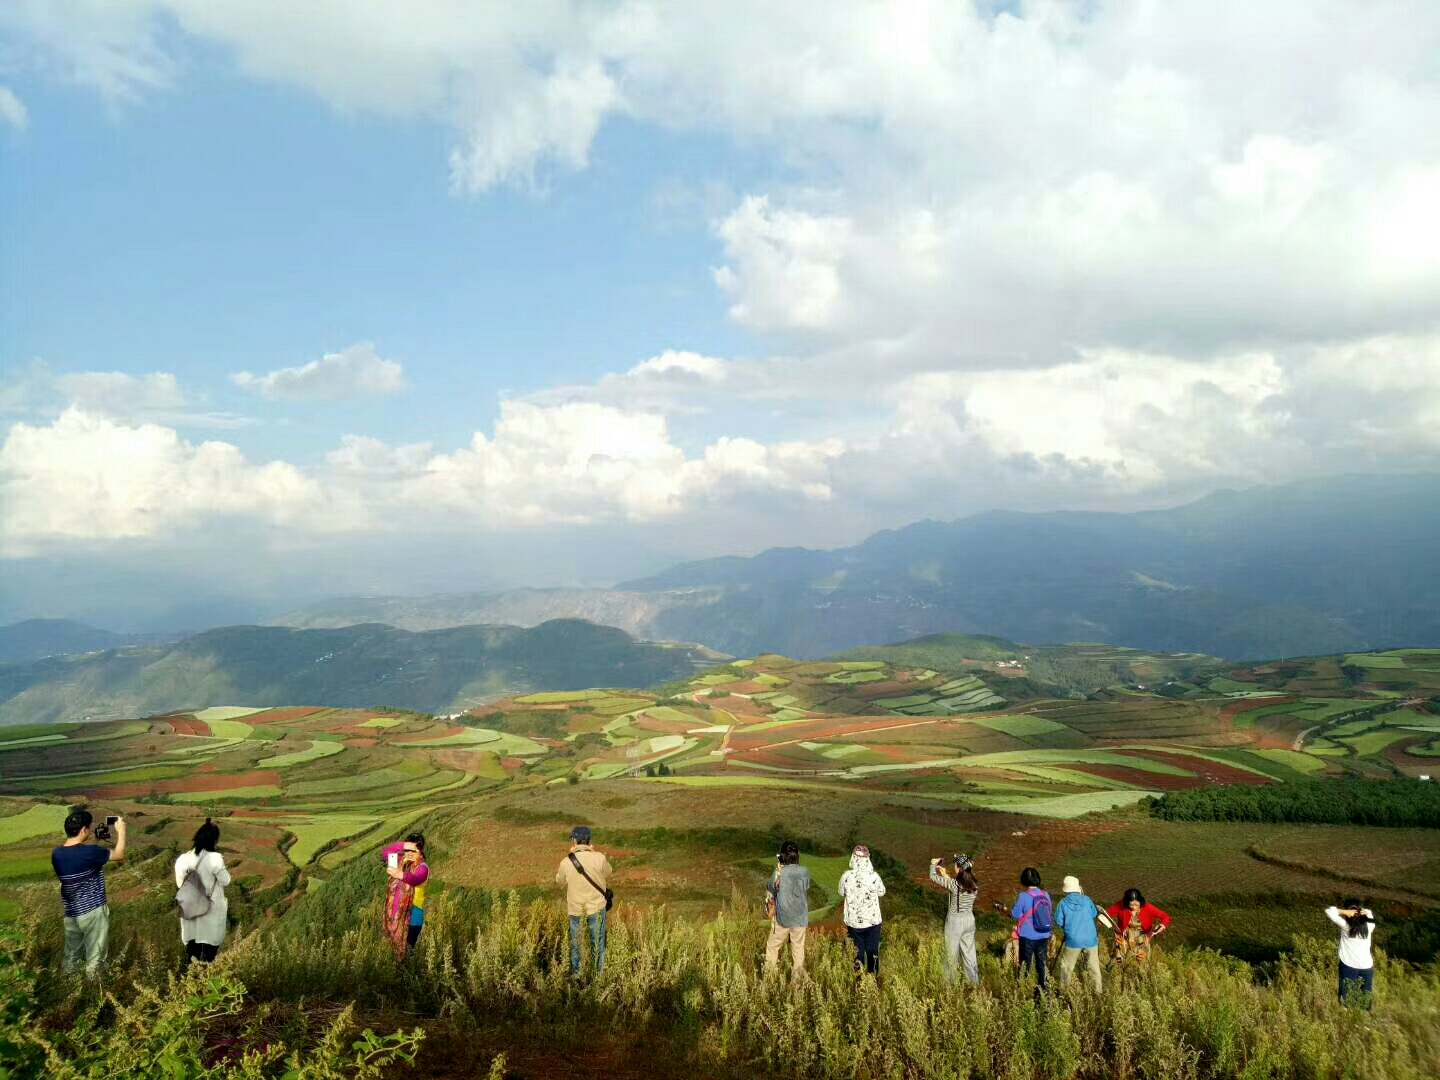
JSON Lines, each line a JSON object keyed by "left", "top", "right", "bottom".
{"left": 10, "top": 878, "right": 1440, "bottom": 1079}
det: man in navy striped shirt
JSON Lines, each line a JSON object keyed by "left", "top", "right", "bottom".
{"left": 51, "top": 808, "right": 126, "bottom": 975}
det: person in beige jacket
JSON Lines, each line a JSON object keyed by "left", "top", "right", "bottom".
{"left": 555, "top": 825, "right": 612, "bottom": 977}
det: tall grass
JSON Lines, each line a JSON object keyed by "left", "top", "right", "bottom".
{"left": 9, "top": 856, "right": 1440, "bottom": 1079}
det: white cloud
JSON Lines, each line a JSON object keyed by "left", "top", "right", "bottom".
{"left": 55, "top": 370, "right": 186, "bottom": 416}
{"left": 232, "top": 343, "right": 407, "bottom": 401}
{"left": 403, "top": 400, "right": 840, "bottom": 525}
{"left": 0, "top": 408, "right": 341, "bottom": 554}
{"left": 0, "top": 86, "right": 27, "bottom": 129}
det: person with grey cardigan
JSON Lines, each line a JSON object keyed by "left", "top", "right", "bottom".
{"left": 765, "top": 839, "right": 812, "bottom": 975}
{"left": 930, "top": 854, "right": 980, "bottom": 985}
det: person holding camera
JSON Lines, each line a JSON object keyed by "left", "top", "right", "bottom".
{"left": 51, "top": 808, "right": 126, "bottom": 975}
{"left": 555, "top": 825, "right": 612, "bottom": 978}
{"left": 765, "top": 839, "right": 812, "bottom": 976}
{"left": 929, "top": 854, "right": 979, "bottom": 985}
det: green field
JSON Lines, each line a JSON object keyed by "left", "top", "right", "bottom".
{"left": 283, "top": 816, "right": 381, "bottom": 865}
{"left": 0, "top": 804, "right": 68, "bottom": 844}
{"left": 258, "top": 740, "right": 347, "bottom": 767}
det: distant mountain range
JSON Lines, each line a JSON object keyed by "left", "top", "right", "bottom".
{"left": 0, "top": 619, "right": 127, "bottom": 665}
{"left": 0, "top": 620, "right": 708, "bottom": 726}
{"left": 275, "top": 474, "right": 1440, "bottom": 660}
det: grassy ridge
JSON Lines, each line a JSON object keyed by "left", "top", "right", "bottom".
{"left": 7, "top": 860, "right": 1439, "bottom": 1080}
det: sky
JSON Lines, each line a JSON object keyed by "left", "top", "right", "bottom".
{"left": 3, "top": 1, "right": 1440, "bottom": 626}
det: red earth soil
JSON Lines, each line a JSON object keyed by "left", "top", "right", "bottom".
{"left": 500, "top": 757, "right": 526, "bottom": 770}
{"left": 1062, "top": 762, "right": 1202, "bottom": 791}
{"left": 343, "top": 737, "right": 379, "bottom": 748}
{"left": 961, "top": 813, "right": 1135, "bottom": 898}
{"left": 1218, "top": 696, "right": 1296, "bottom": 723}
{"left": 86, "top": 770, "right": 281, "bottom": 799}
{"left": 1129, "top": 750, "right": 1271, "bottom": 786}
{"left": 165, "top": 717, "right": 211, "bottom": 737}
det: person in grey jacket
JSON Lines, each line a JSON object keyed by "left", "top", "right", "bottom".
{"left": 929, "top": 854, "right": 979, "bottom": 985}
{"left": 765, "top": 839, "right": 812, "bottom": 974}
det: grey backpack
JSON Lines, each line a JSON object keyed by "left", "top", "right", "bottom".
{"left": 175, "top": 866, "right": 212, "bottom": 919}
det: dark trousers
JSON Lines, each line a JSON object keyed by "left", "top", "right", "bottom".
{"left": 407, "top": 922, "right": 423, "bottom": 952}
{"left": 182, "top": 941, "right": 218, "bottom": 972}
{"left": 847, "top": 923, "right": 881, "bottom": 974}
{"left": 1018, "top": 936, "right": 1049, "bottom": 988}
{"left": 1339, "top": 961, "right": 1373, "bottom": 1007}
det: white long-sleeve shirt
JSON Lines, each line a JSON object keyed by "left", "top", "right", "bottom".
{"left": 174, "top": 849, "right": 231, "bottom": 947}
{"left": 1325, "top": 907, "right": 1375, "bottom": 969}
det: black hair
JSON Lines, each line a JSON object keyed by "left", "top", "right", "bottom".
{"left": 779, "top": 839, "right": 800, "bottom": 864}
{"left": 193, "top": 817, "right": 220, "bottom": 854}
{"left": 957, "top": 866, "right": 979, "bottom": 894}
{"left": 406, "top": 832, "right": 426, "bottom": 856}
{"left": 1122, "top": 887, "right": 1146, "bottom": 908}
{"left": 63, "top": 808, "right": 92, "bottom": 838}
{"left": 1341, "top": 897, "right": 1371, "bottom": 939}
{"left": 1020, "top": 866, "right": 1042, "bottom": 888}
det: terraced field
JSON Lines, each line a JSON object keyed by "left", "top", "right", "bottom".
{"left": 2, "top": 644, "right": 1437, "bottom": 948}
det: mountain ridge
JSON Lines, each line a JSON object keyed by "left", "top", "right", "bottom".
{"left": 271, "top": 473, "right": 1440, "bottom": 660}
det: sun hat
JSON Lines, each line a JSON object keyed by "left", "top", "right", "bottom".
{"left": 1062, "top": 875, "right": 1082, "bottom": 894}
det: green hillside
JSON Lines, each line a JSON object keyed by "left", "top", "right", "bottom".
{"left": 0, "top": 619, "right": 706, "bottom": 725}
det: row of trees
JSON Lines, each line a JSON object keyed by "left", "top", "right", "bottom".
{"left": 1149, "top": 779, "right": 1440, "bottom": 828}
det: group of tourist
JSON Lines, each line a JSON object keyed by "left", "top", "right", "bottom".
{"left": 47, "top": 811, "right": 1378, "bottom": 1006}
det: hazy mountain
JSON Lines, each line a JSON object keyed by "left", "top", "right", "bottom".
{"left": 273, "top": 475, "right": 1440, "bottom": 662}
{"left": 0, "top": 619, "right": 707, "bottom": 726}
{"left": 0, "top": 620, "right": 126, "bottom": 665}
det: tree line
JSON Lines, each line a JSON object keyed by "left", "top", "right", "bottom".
{"left": 1148, "top": 780, "right": 1440, "bottom": 828}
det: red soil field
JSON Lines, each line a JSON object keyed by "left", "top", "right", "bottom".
{"left": 633, "top": 713, "right": 697, "bottom": 735}
{"left": 343, "top": 737, "right": 379, "bottom": 748}
{"left": 164, "top": 717, "right": 211, "bottom": 737}
{"left": 500, "top": 757, "right": 526, "bottom": 770}
{"left": 86, "top": 770, "right": 281, "bottom": 799}
{"left": 1130, "top": 750, "right": 1270, "bottom": 786}
{"left": 1064, "top": 762, "right": 1201, "bottom": 791}
{"left": 1218, "top": 696, "right": 1296, "bottom": 723}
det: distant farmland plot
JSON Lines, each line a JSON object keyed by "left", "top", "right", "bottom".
{"left": 283, "top": 816, "right": 380, "bottom": 866}
{"left": 0, "top": 804, "right": 68, "bottom": 845}
{"left": 258, "top": 741, "right": 346, "bottom": 768}
{"left": 970, "top": 714, "right": 1068, "bottom": 737}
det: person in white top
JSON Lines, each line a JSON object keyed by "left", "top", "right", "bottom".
{"left": 837, "top": 844, "right": 886, "bottom": 975}
{"left": 1324, "top": 898, "right": 1376, "bottom": 1007}
{"left": 173, "top": 818, "right": 231, "bottom": 971}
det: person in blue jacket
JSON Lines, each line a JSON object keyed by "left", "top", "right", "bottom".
{"left": 1010, "top": 866, "right": 1053, "bottom": 989}
{"left": 1053, "top": 875, "right": 1112, "bottom": 991}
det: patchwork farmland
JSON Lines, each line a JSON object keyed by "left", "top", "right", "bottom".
{"left": 2, "top": 643, "right": 1438, "bottom": 963}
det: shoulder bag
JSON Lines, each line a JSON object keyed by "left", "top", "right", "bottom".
{"left": 568, "top": 852, "right": 614, "bottom": 911}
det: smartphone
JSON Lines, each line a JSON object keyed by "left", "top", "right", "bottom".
{"left": 106, "top": 816, "right": 118, "bottom": 827}
{"left": 387, "top": 852, "right": 399, "bottom": 870}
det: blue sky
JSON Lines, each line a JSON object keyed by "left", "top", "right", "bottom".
{"left": 2, "top": 2, "right": 1440, "bottom": 625}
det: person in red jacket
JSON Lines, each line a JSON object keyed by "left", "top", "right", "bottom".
{"left": 1106, "top": 887, "right": 1170, "bottom": 962}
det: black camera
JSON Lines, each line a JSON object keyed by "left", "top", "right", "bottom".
{"left": 94, "top": 815, "right": 118, "bottom": 842}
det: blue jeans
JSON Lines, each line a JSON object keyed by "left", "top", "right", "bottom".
{"left": 1339, "top": 961, "right": 1373, "bottom": 1007}
{"left": 847, "top": 923, "right": 881, "bottom": 974}
{"left": 568, "top": 911, "right": 606, "bottom": 976}
{"left": 1019, "top": 935, "right": 1049, "bottom": 988}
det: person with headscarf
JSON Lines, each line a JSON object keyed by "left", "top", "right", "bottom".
{"left": 173, "top": 817, "right": 230, "bottom": 971}
{"left": 929, "top": 853, "right": 979, "bottom": 985}
{"left": 381, "top": 833, "right": 429, "bottom": 960}
{"left": 838, "top": 844, "right": 886, "bottom": 975}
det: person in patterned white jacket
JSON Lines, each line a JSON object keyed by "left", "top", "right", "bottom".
{"left": 838, "top": 844, "right": 886, "bottom": 975}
